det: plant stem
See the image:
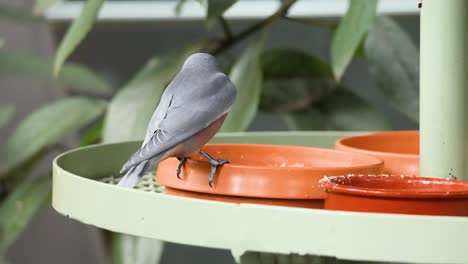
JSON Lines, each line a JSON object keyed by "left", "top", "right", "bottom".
{"left": 211, "top": 0, "right": 297, "bottom": 55}
{"left": 283, "top": 17, "right": 337, "bottom": 30}
{"left": 218, "top": 16, "right": 233, "bottom": 40}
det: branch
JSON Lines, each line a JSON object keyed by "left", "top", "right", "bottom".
{"left": 210, "top": 0, "right": 297, "bottom": 55}
{"left": 283, "top": 17, "right": 337, "bottom": 30}
{"left": 219, "top": 16, "right": 233, "bottom": 40}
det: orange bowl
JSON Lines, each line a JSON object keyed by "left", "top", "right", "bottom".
{"left": 335, "top": 131, "right": 419, "bottom": 175}
{"left": 320, "top": 175, "right": 468, "bottom": 216}
{"left": 156, "top": 144, "right": 384, "bottom": 207}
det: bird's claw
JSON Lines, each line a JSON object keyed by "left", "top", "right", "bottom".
{"left": 208, "top": 158, "right": 230, "bottom": 188}
{"left": 217, "top": 159, "right": 230, "bottom": 166}
{"left": 176, "top": 157, "right": 186, "bottom": 179}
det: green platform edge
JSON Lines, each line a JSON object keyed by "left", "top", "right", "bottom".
{"left": 52, "top": 131, "right": 468, "bottom": 263}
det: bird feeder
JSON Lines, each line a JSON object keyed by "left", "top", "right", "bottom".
{"left": 52, "top": 0, "right": 468, "bottom": 263}
{"left": 335, "top": 130, "right": 419, "bottom": 175}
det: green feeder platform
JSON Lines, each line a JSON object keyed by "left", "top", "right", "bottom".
{"left": 53, "top": 132, "right": 468, "bottom": 264}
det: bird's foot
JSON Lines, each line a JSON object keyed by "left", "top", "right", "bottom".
{"left": 208, "top": 158, "right": 229, "bottom": 187}
{"left": 176, "top": 157, "right": 186, "bottom": 179}
{"left": 199, "top": 150, "right": 229, "bottom": 187}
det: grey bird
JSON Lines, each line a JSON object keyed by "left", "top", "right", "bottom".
{"left": 117, "top": 53, "right": 237, "bottom": 188}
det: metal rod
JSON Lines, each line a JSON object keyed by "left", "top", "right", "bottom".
{"left": 420, "top": 0, "right": 468, "bottom": 180}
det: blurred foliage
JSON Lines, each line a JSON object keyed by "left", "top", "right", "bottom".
{"left": 34, "top": 0, "right": 61, "bottom": 15}
{"left": 331, "top": 0, "right": 378, "bottom": 80}
{"left": 240, "top": 251, "right": 394, "bottom": 264}
{"left": 53, "top": 0, "right": 104, "bottom": 76}
{"left": 221, "top": 33, "right": 265, "bottom": 132}
{"left": 176, "top": 0, "right": 237, "bottom": 29}
{"left": 0, "top": 0, "right": 419, "bottom": 263}
{"left": 112, "top": 233, "right": 164, "bottom": 264}
{"left": 0, "top": 97, "right": 106, "bottom": 178}
{"left": 0, "top": 105, "right": 14, "bottom": 128}
{"left": 365, "top": 16, "right": 420, "bottom": 122}
{"left": 0, "top": 174, "right": 51, "bottom": 253}
{"left": 0, "top": 51, "right": 112, "bottom": 95}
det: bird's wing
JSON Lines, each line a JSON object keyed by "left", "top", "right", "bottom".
{"left": 119, "top": 109, "right": 210, "bottom": 173}
{"left": 142, "top": 90, "right": 173, "bottom": 146}
{"left": 120, "top": 73, "right": 236, "bottom": 173}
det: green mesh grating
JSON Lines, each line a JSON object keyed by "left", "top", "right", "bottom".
{"left": 100, "top": 172, "right": 166, "bottom": 193}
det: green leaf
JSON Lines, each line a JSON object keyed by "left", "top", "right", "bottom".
{"left": 260, "top": 48, "right": 335, "bottom": 112}
{"left": 221, "top": 35, "right": 265, "bottom": 132}
{"left": 0, "top": 51, "right": 112, "bottom": 95}
{"left": 317, "top": 87, "right": 390, "bottom": 130}
{"left": 0, "top": 174, "right": 51, "bottom": 253}
{"left": 259, "top": 48, "right": 386, "bottom": 131}
{"left": 0, "top": 97, "right": 106, "bottom": 177}
{"left": 354, "top": 34, "right": 368, "bottom": 58}
{"left": 79, "top": 119, "right": 104, "bottom": 146}
{"left": 262, "top": 48, "right": 333, "bottom": 80}
{"left": 102, "top": 58, "right": 172, "bottom": 142}
{"left": 285, "top": 87, "right": 390, "bottom": 131}
{"left": 53, "top": 0, "right": 104, "bottom": 76}
{"left": 103, "top": 41, "right": 208, "bottom": 143}
{"left": 0, "top": 104, "right": 14, "bottom": 128}
{"left": 175, "top": 0, "right": 203, "bottom": 16}
{"left": 59, "top": 64, "right": 112, "bottom": 95}
{"left": 177, "top": 0, "right": 236, "bottom": 28}
{"left": 175, "top": 0, "right": 188, "bottom": 16}
{"left": 112, "top": 234, "right": 164, "bottom": 264}
{"left": 205, "top": 0, "right": 237, "bottom": 28}
{"left": 365, "top": 16, "right": 419, "bottom": 122}
{"left": 331, "top": 0, "right": 377, "bottom": 80}
{"left": 3, "top": 151, "right": 45, "bottom": 188}
{"left": 261, "top": 79, "right": 334, "bottom": 112}
{"left": 34, "top": 0, "right": 60, "bottom": 15}
{"left": 0, "top": 38, "right": 4, "bottom": 48}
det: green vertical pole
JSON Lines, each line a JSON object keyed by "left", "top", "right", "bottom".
{"left": 420, "top": 0, "right": 468, "bottom": 180}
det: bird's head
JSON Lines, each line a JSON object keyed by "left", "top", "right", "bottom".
{"left": 182, "top": 53, "right": 221, "bottom": 73}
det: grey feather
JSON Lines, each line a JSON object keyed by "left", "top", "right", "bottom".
{"left": 117, "top": 160, "right": 148, "bottom": 188}
{"left": 118, "top": 53, "right": 237, "bottom": 186}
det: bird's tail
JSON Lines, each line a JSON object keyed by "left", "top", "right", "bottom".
{"left": 117, "top": 160, "right": 149, "bottom": 188}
